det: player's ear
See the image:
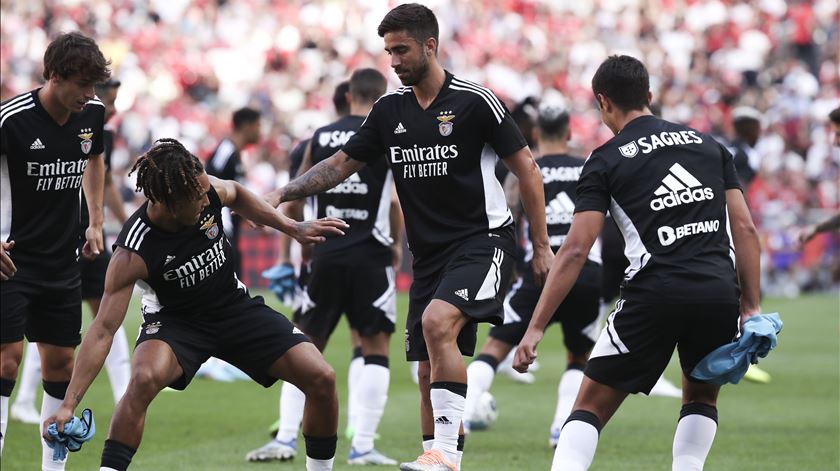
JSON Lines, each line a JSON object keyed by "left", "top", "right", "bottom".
{"left": 424, "top": 37, "right": 437, "bottom": 56}
{"left": 647, "top": 91, "right": 653, "bottom": 106}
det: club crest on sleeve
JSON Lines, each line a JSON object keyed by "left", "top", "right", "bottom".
{"left": 78, "top": 128, "right": 94, "bottom": 154}
{"left": 619, "top": 141, "right": 639, "bottom": 158}
{"left": 437, "top": 111, "right": 455, "bottom": 137}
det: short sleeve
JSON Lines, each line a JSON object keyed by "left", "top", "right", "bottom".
{"left": 574, "top": 154, "right": 611, "bottom": 214}
{"left": 483, "top": 97, "right": 527, "bottom": 158}
{"left": 720, "top": 144, "right": 742, "bottom": 191}
{"left": 342, "top": 101, "right": 385, "bottom": 164}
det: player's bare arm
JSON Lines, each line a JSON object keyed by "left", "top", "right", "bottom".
{"left": 0, "top": 240, "right": 16, "bottom": 280}
{"left": 210, "top": 176, "right": 348, "bottom": 245}
{"left": 514, "top": 210, "right": 605, "bottom": 373}
{"left": 725, "top": 189, "right": 761, "bottom": 322}
{"left": 389, "top": 183, "right": 404, "bottom": 269}
{"left": 504, "top": 146, "right": 553, "bottom": 285}
{"left": 44, "top": 247, "right": 147, "bottom": 435}
{"left": 104, "top": 168, "right": 128, "bottom": 224}
{"left": 799, "top": 213, "right": 840, "bottom": 246}
{"left": 265, "top": 150, "right": 365, "bottom": 207}
{"left": 280, "top": 139, "right": 312, "bottom": 223}
{"left": 81, "top": 152, "right": 106, "bottom": 258}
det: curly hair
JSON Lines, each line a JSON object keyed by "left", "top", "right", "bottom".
{"left": 129, "top": 139, "right": 205, "bottom": 210}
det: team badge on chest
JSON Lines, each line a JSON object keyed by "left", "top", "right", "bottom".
{"left": 437, "top": 111, "right": 455, "bottom": 137}
{"left": 78, "top": 128, "right": 94, "bottom": 154}
{"left": 200, "top": 214, "right": 219, "bottom": 239}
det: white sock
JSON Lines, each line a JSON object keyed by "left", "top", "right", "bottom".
{"left": 552, "top": 414, "right": 600, "bottom": 471}
{"left": 352, "top": 361, "right": 389, "bottom": 453}
{"left": 1, "top": 394, "right": 8, "bottom": 455}
{"left": 672, "top": 413, "right": 717, "bottom": 470}
{"left": 550, "top": 368, "right": 585, "bottom": 432}
{"left": 105, "top": 326, "right": 131, "bottom": 403}
{"left": 14, "top": 342, "right": 41, "bottom": 409}
{"left": 41, "top": 391, "right": 67, "bottom": 470}
{"left": 276, "top": 381, "right": 305, "bottom": 442}
{"left": 430, "top": 385, "right": 465, "bottom": 464}
{"left": 422, "top": 438, "right": 434, "bottom": 451}
{"left": 306, "top": 456, "right": 334, "bottom": 470}
{"left": 346, "top": 354, "right": 364, "bottom": 432}
{"left": 464, "top": 360, "right": 495, "bottom": 425}
{"left": 100, "top": 468, "right": 119, "bottom": 471}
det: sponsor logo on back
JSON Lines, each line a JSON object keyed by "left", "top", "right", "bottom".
{"left": 649, "top": 163, "right": 714, "bottom": 211}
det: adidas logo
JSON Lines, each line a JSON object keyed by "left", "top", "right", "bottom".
{"left": 434, "top": 416, "right": 453, "bottom": 425}
{"left": 30, "top": 138, "right": 45, "bottom": 150}
{"left": 394, "top": 122, "right": 407, "bottom": 134}
{"left": 454, "top": 289, "right": 469, "bottom": 301}
{"left": 164, "top": 255, "right": 176, "bottom": 265}
{"left": 545, "top": 191, "right": 575, "bottom": 225}
{"left": 649, "top": 163, "right": 714, "bottom": 211}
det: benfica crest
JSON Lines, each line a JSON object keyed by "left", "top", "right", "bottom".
{"left": 200, "top": 215, "right": 218, "bottom": 239}
{"left": 78, "top": 128, "right": 94, "bottom": 154}
{"left": 437, "top": 111, "right": 455, "bottom": 136}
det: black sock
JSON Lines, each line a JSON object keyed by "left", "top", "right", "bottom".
{"left": 457, "top": 434, "right": 465, "bottom": 452}
{"left": 0, "top": 377, "right": 15, "bottom": 397}
{"left": 303, "top": 434, "right": 337, "bottom": 460}
{"left": 101, "top": 439, "right": 137, "bottom": 471}
{"left": 474, "top": 353, "right": 500, "bottom": 371}
{"left": 43, "top": 380, "right": 70, "bottom": 399}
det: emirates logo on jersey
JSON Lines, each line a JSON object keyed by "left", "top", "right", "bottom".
{"left": 437, "top": 111, "right": 455, "bottom": 136}
{"left": 78, "top": 128, "right": 94, "bottom": 154}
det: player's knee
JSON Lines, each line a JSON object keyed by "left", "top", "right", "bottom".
{"left": 682, "top": 383, "right": 719, "bottom": 406}
{"left": 127, "top": 367, "right": 166, "bottom": 401}
{"left": 421, "top": 310, "right": 455, "bottom": 342}
{"left": 0, "top": 357, "right": 20, "bottom": 379}
{"left": 303, "top": 362, "right": 336, "bottom": 401}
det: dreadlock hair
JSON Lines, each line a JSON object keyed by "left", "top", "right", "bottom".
{"left": 129, "top": 138, "right": 205, "bottom": 210}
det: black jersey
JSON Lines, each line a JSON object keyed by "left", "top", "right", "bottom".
{"left": 341, "top": 71, "right": 526, "bottom": 260}
{"left": 206, "top": 137, "right": 244, "bottom": 183}
{"left": 522, "top": 153, "right": 601, "bottom": 265}
{"left": 575, "top": 115, "right": 741, "bottom": 304}
{"left": 0, "top": 89, "right": 105, "bottom": 280}
{"left": 310, "top": 115, "right": 393, "bottom": 266}
{"left": 288, "top": 138, "right": 310, "bottom": 179}
{"left": 114, "top": 187, "right": 244, "bottom": 317}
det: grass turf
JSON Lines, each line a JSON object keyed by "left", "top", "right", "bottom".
{"left": 2, "top": 293, "right": 837, "bottom": 470}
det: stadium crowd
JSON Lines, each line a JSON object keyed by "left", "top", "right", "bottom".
{"left": 1, "top": 0, "right": 837, "bottom": 294}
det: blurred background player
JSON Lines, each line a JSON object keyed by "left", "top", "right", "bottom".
{"left": 11, "top": 78, "right": 131, "bottom": 425}
{"left": 247, "top": 68, "right": 402, "bottom": 466}
{"left": 44, "top": 138, "right": 348, "bottom": 471}
{"left": 463, "top": 93, "right": 603, "bottom": 448}
{"left": 515, "top": 54, "right": 762, "bottom": 471}
{"left": 0, "top": 31, "right": 109, "bottom": 470}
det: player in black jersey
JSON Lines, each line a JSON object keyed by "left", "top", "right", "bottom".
{"left": 0, "top": 32, "right": 110, "bottom": 468}
{"left": 248, "top": 69, "right": 402, "bottom": 466}
{"left": 207, "top": 107, "right": 262, "bottom": 276}
{"left": 265, "top": 5, "right": 553, "bottom": 470}
{"left": 514, "top": 55, "right": 762, "bottom": 470}
{"left": 11, "top": 78, "right": 132, "bottom": 427}
{"left": 44, "top": 139, "right": 348, "bottom": 471}
{"left": 463, "top": 98, "right": 602, "bottom": 446}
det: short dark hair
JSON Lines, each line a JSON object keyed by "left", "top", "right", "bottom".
{"left": 377, "top": 3, "right": 439, "bottom": 49}
{"left": 333, "top": 81, "right": 350, "bottom": 116}
{"left": 43, "top": 32, "right": 111, "bottom": 84}
{"left": 830, "top": 107, "right": 840, "bottom": 125}
{"left": 538, "top": 107, "right": 570, "bottom": 139}
{"left": 591, "top": 55, "right": 650, "bottom": 112}
{"left": 94, "top": 78, "right": 121, "bottom": 96}
{"left": 129, "top": 139, "right": 204, "bottom": 210}
{"left": 349, "top": 68, "right": 387, "bottom": 104}
{"left": 232, "top": 107, "right": 260, "bottom": 130}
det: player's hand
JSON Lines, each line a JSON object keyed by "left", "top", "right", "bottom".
{"left": 531, "top": 245, "right": 554, "bottom": 287}
{"left": 82, "top": 226, "right": 104, "bottom": 260}
{"left": 796, "top": 224, "right": 817, "bottom": 249}
{"left": 289, "top": 217, "right": 348, "bottom": 244}
{"left": 513, "top": 328, "right": 543, "bottom": 373}
{"left": 739, "top": 300, "right": 761, "bottom": 326}
{"left": 43, "top": 404, "right": 75, "bottom": 439}
{"left": 1, "top": 240, "right": 17, "bottom": 281}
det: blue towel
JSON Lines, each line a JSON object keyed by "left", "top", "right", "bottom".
{"left": 691, "top": 313, "right": 783, "bottom": 385}
{"left": 262, "top": 263, "right": 296, "bottom": 301}
{"left": 45, "top": 408, "right": 96, "bottom": 461}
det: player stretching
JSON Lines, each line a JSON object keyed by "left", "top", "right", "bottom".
{"left": 514, "top": 55, "right": 761, "bottom": 471}
{"left": 463, "top": 97, "right": 602, "bottom": 447}
{"left": 44, "top": 139, "right": 347, "bottom": 471}
{"left": 247, "top": 68, "right": 402, "bottom": 465}
{"left": 265, "top": 5, "right": 552, "bottom": 470}
{"left": 1, "top": 32, "right": 109, "bottom": 470}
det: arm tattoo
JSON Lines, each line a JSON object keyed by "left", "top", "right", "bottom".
{"left": 282, "top": 157, "right": 349, "bottom": 203}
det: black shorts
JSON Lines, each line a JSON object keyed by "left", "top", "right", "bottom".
{"left": 406, "top": 226, "right": 516, "bottom": 361}
{"left": 0, "top": 276, "right": 82, "bottom": 346}
{"left": 135, "top": 295, "right": 310, "bottom": 390}
{"left": 585, "top": 299, "right": 739, "bottom": 394}
{"left": 80, "top": 250, "right": 110, "bottom": 300}
{"left": 293, "top": 263, "right": 396, "bottom": 340}
{"left": 490, "top": 261, "right": 602, "bottom": 355}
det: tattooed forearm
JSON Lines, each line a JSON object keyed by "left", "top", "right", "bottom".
{"left": 281, "top": 154, "right": 359, "bottom": 203}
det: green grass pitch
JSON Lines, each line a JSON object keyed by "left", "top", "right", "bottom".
{"left": 2, "top": 293, "right": 838, "bottom": 470}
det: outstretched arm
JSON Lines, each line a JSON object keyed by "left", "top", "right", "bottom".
{"left": 211, "top": 176, "right": 347, "bottom": 245}
{"left": 45, "top": 247, "right": 146, "bottom": 434}
{"left": 264, "top": 150, "right": 365, "bottom": 207}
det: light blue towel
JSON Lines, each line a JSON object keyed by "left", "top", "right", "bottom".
{"left": 262, "top": 263, "right": 296, "bottom": 301}
{"left": 45, "top": 408, "right": 96, "bottom": 461}
{"left": 691, "top": 313, "right": 783, "bottom": 385}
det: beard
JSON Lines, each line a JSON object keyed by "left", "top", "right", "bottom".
{"left": 397, "top": 54, "right": 430, "bottom": 86}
